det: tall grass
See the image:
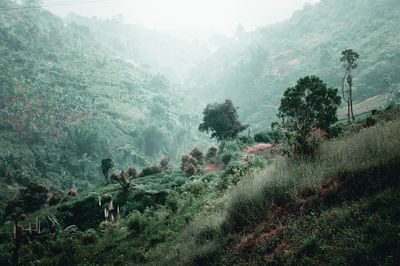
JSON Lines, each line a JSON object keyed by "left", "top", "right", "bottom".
{"left": 224, "top": 120, "right": 400, "bottom": 232}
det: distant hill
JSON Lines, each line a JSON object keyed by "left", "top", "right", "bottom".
{"left": 0, "top": 0, "right": 210, "bottom": 192}
{"left": 65, "top": 14, "right": 212, "bottom": 83}
{"left": 187, "top": 0, "right": 400, "bottom": 131}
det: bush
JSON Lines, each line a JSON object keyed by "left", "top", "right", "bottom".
{"left": 126, "top": 211, "right": 146, "bottom": 234}
{"left": 128, "top": 166, "right": 137, "bottom": 178}
{"left": 206, "top": 146, "right": 218, "bottom": 160}
{"left": 141, "top": 165, "right": 162, "bottom": 177}
{"left": 365, "top": 116, "right": 378, "bottom": 128}
{"left": 201, "top": 173, "right": 217, "bottom": 182}
{"left": 254, "top": 131, "right": 273, "bottom": 143}
{"left": 180, "top": 154, "right": 198, "bottom": 170}
{"left": 166, "top": 195, "right": 179, "bottom": 213}
{"left": 184, "top": 163, "right": 198, "bottom": 177}
{"left": 238, "top": 135, "right": 254, "bottom": 146}
{"left": 49, "top": 192, "right": 62, "bottom": 206}
{"left": 221, "top": 151, "right": 240, "bottom": 165}
{"left": 82, "top": 229, "right": 97, "bottom": 245}
{"left": 159, "top": 156, "right": 170, "bottom": 171}
{"left": 190, "top": 146, "right": 204, "bottom": 165}
{"left": 181, "top": 180, "right": 208, "bottom": 195}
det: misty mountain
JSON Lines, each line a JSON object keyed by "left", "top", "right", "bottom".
{"left": 65, "top": 13, "right": 215, "bottom": 83}
{"left": 0, "top": 0, "right": 210, "bottom": 192}
{"left": 187, "top": 0, "right": 400, "bottom": 130}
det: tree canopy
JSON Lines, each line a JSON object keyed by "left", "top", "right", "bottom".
{"left": 278, "top": 75, "right": 341, "bottom": 153}
{"left": 199, "top": 99, "right": 248, "bottom": 141}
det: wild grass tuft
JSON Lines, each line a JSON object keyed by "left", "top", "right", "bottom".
{"left": 223, "top": 120, "right": 400, "bottom": 232}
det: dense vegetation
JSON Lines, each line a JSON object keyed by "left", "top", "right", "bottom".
{"left": 0, "top": 0, "right": 211, "bottom": 195}
{"left": 0, "top": 0, "right": 399, "bottom": 265}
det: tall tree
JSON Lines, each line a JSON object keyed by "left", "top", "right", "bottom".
{"left": 199, "top": 99, "right": 248, "bottom": 141}
{"left": 278, "top": 75, "right": 341, "bottom": 154}
{"left": 340, "top": 49, "right": 359, "bottom": 122}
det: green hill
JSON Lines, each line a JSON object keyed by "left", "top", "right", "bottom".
{"left": 187, "top": 0, "right": 400, "bottom": 131}
{"left": 0, "top": 0, "right": 210, "bottom": 193}
{"left": 0, "top": 0, "right": 399, "bottom": 265}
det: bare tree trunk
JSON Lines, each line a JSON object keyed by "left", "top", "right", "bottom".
{"left": 347, "top": 99, "right": 350, "bottom": 123}
{"left": 13, "top": 221, "right": 21, "bottom": 266}
{"left": 342, "top": 71, "right": 350, "bottom": 123}
{"left": 350, "top": 86, "right": 355, "bottom": 121}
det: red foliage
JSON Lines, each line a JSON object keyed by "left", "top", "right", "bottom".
{"left": 66, "top": 189, "right": 78, "bottom": 197}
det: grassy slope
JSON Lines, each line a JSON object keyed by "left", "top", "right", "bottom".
{"left": 1, "top": 107, "right": 398, "bottom": 265}
{"left": 156, "top": 106, "right": 400, "bottom": 265}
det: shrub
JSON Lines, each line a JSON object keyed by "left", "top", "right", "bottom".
{"left": 159, "top": 156, "right": 170, "bottom": 171}
{"left": 49, "top": 192, "right": 62, "bottom": 206}
{"left": 22, "top": 181, "right": 49, "bottom": 212}
{"left": 166, "top": 195, "right": 179, "bottom": 213}
{"left": 182, "top": 180, "right": 208, "bottom": 195}
{"left": 254, "top": 131, "right": 273, "bottom": 143}
{"left": 184, "top": 163, "right": 198, "bottom": 177}
{"left": 365, "top": 116, "right": 378, "bottom": 128}
{"left": 141, "top": 165, "right": 162, "bottom": 177}
{"left": 126, "top": 211, "right": 146, "bottom": 234}
{"left": 128, "top": 166, "right": 137, "bottom": 178}
{"left": 206, "top": 146, "right": 218, "bottom": 160}
{"left": 82, "top": 229, "right": 97, "bottom": 245}
{"left": 201, "top": 173, "right": 217, "bottom": 182}
{"left": 238, "top": 135, "right": 254, "bottom": 146}
{"left": 221, "top": 151, "right": 240, "bottom": 165}
{"left": 190, "top": 146, "right": 204, "bottom": 165}
{"left": 181, "top": 154, "right": 198, "bottom": 170}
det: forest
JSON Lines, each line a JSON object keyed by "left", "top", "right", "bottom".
{"left": 0, "top": 0, "right": 399, "bottom": 265}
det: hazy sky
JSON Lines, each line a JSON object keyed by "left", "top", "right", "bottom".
{"left": 44, "top": 0, "right": 321, "bottom": 37}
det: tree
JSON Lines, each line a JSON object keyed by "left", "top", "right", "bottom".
{"left": 278, "top": 75, "right": 341, "bottom": 154}
{"left": 340, "top": 49, "right": 359, "bottom": 122}
{"left": 199, "top": 99, "right": 248, "bottom": 141}
{"left": 101, "top": 158, "right": 114, "bottom": 183}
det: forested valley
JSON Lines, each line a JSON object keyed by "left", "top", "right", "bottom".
{"left": 0, "top": 0, "right": 399, "bottom": 265}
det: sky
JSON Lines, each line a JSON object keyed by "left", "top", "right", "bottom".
{"left": 43, "top": 0, "right": 321, "bottom": 37}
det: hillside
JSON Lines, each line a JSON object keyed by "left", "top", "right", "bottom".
{"left": 0, "top": 0, "right": 399, "bottom": 265}
{"left": 1, "top": 104, "right": 399, "bottom": 265}
{"left": 0, "top": 0, "right": 210, "bottom": 194}
{"left": 187, "top": 0, "right": 400, "bottom": 131}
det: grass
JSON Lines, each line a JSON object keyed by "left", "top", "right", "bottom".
{"left": 215, "top": 117, "right": 400, "bottom": 265}
{"left": 1, "top": 108, "right": 399, "bottom": 265}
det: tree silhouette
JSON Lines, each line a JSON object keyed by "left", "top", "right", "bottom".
{"left": 199, "top": 99, "right": 248, "bottom": 141}
{"left": 340, "top": 49, "right": 359, "bottom": 122}
{"left": 278, "top": 75, "right": 341, "bottom": 154}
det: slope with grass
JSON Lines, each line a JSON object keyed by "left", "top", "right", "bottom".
{"left": 168, "top": 105, "right": 400, "bottom": 265}
{"left": 1, "top": 105, "right": 399, "bottom": 265}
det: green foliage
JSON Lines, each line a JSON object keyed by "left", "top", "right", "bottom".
{"left": 190, "top": 146, "right": 204, "bottom": 165}
{"left": 128, "top": 166, "right": 137, "bottom": 178}
{"left": 199, "top": 99, "right": 248, "bottom": 141}
{"left": 206, "top": 146, "right": 218, "bottom": 161}
{"left": 159, "top": 156, "right": 170, "bottom": 171}
{"left": 141, "top": 165, "right": 162, "bottom": 177}
{"left": 5, "top": 181, "right": 49, "bottom": 217}
{"left": 278, "top": 75, "right": 341, "bottom": 154}
{"left": 254, "top": 130, "right": 282, "bottom": 144}
{"left": 181, "top": 180, "right": 208, "bottom": 196}
{"left": 101, "top": 158, "right": 114, "bottom": 182}
{"left": 126, "top": 211, "right": 146, "bottom": 234}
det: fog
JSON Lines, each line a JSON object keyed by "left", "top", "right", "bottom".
{"left": 44, "top": 0, "right": 320, "bottom": 37}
